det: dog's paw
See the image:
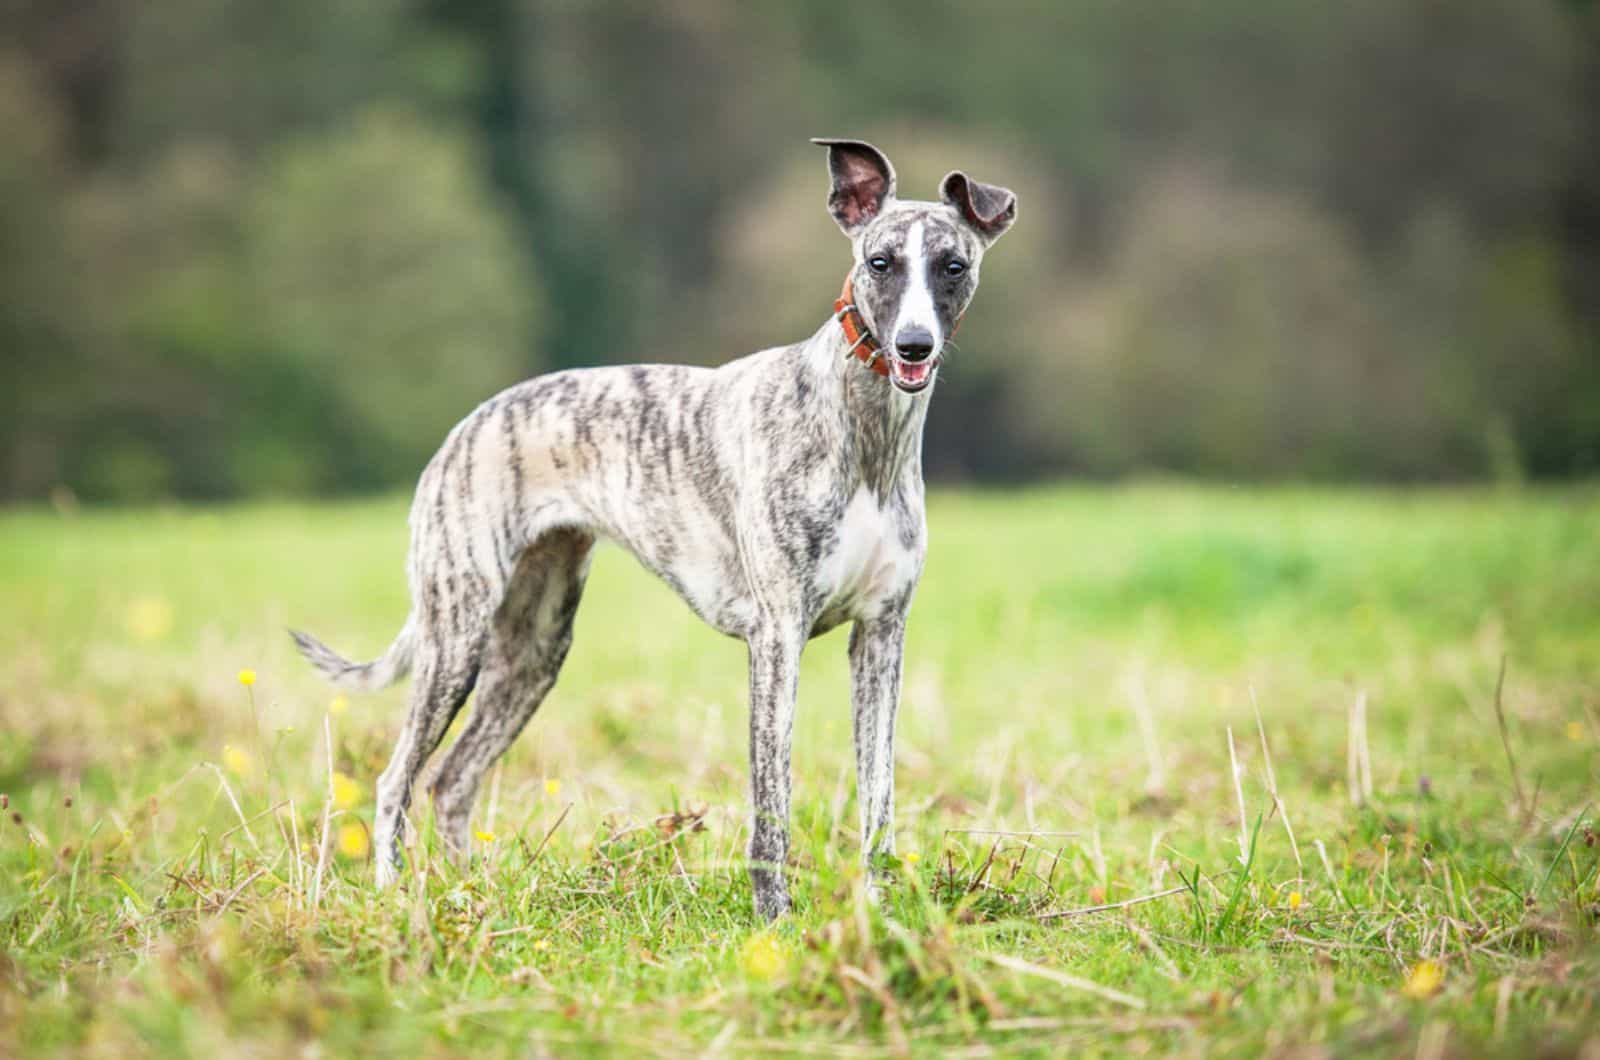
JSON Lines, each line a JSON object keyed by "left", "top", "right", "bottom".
{"left": 373, "top": 844, "right": 406, "bottom": 890}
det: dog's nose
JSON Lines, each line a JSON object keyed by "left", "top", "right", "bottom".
{"left": 895, "top": 327, "right": 936, "bottom": 362}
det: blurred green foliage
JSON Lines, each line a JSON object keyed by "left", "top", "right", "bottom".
{"left": 2, "top": 0, "right": 1598, "bottom": 499}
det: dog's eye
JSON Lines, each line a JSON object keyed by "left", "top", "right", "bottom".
{"left": 946, "top": 259, "right": 968, "bottom": 278}
{"left": 867, "top": 254, "right": 891, "bottom": 274}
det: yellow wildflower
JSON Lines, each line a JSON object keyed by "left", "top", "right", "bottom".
{"left": 329, "top": 695, "right": 349, "bottom": 717}
{"left": 332, "top": 772, "right": 362, "bottom": 809}
{"left": 1568, "top": 721, "right": 1586, "bottom": 743}
{"left": 237, "top": 669, "right": 257, "bottom": 687}
{"left": 904, "top": 851, "right": 921, "bottom": 865}
{"left": 222, "top": 745, "right": 254, "bottom": 778}
{"left": 1287, "top": 891, "right": 1304, "bottom": 910}
{"left": 1402, "top": 959, "right": 1443, "bottom": 999}
{"left": 337, "top": 823, "right": 370, "bottom": 860}
{"left": 125, "top": 597, "right": 174, "bottom": 642}
{"left": 475, "top": 829, "right": 497, "bottom": 844}
{"left": 533, "top": 938, "right": 551, "bottom": 952}
{"left": 740, "top": 932, "right": 789, "bottom": 982}
{"left": 544, "top": 779, "right": 561, "bottom": 797}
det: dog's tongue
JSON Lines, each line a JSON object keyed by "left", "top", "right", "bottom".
{"left": 891, "top": 359, "right": 935, "bottom": 389}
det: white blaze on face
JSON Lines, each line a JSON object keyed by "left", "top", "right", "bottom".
{"left": 894, "top": 221, "right": 940, "bottom": 354}
{"left": 887, "top": 220, "right": 942, "bottom": 392}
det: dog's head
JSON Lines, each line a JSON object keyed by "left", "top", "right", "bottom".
{"left": 814, "top": 138, "right": 1016, "bottom": 395}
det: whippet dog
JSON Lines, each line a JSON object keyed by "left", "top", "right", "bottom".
{"left": 292, "top": 138, "right": 1017, "bottom": 919}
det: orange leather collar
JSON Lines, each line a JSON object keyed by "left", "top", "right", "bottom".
{"left": 832, "top": 271, "right": 963, "bottom": 379}
{"left": 833, "top": 273, "right": 889, "bottom": 376}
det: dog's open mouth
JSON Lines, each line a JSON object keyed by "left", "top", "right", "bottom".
{"left": 887, "top": 357, "right": 938, "bottom": 393}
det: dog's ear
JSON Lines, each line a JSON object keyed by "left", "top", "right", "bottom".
{"left": 812, "top": 138, "right": 897, "bottom": 236}
{"left": 940, "top": 171, "right": 1017, "bottom": 245}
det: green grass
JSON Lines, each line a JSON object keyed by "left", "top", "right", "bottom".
{"left": 2, "top": 484, "right": 1598, "bottom": 1057}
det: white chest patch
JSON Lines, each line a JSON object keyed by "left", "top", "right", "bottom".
{"left": 817, "top": 488, "right": 921, "bottom": 619}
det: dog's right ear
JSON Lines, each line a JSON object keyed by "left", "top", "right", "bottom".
{"left": 812, "top": 138, "right": 897, "bottom": 236}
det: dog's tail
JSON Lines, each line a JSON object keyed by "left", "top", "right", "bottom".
{"left": 289, "top": 615, "right": 415, "bottom": 693}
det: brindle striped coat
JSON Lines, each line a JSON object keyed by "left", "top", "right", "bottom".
{"left": 293, "top": 139, "right": 1016, "bottom": 919}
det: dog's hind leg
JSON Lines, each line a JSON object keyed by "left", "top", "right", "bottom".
{"left": 371, "top": 625, "right": 483, "bottom": 887}
{"left": 429, "top": 528, "right": 593, "bottom": 859}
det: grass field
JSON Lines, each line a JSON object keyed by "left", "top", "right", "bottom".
{"left": 2, "top": 484, "right": 1598, "bottom": 1057}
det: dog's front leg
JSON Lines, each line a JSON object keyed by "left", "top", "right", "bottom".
{"left": 747, "top": 625, "right": 801, "bottom": 920}
{"left": 849, "top": 616, "right": 905, "bottom": 881}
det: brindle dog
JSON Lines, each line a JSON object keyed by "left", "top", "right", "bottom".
{"left": 293, "top": 139, "right": 1017, "bottom": 919}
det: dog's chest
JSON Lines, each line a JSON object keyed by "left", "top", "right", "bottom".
{"left": 812, "top": 487, "right": 922, "bottom": 625}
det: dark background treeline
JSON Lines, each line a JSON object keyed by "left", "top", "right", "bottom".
{"left": 3, "top": 0, "right": 1598, "bottom": 500}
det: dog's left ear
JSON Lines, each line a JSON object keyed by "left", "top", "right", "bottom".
{"left": 941, "top": 171, "right": 1017, "bottom": 245}
{"left": 813, "top": 138, "right": 897, "bottom": 236}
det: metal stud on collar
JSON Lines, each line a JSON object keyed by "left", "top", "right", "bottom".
{"left": 835, "top": 273, "right": 891, "bottom": 378}
{"left": 835, "top": 304, "right": 876, "bottom": 359}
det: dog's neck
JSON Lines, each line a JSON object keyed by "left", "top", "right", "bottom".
{"left": 809, "top": 297, "right": 930, "bottom": 497}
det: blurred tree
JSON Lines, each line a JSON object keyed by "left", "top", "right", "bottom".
{"left": 115, "top": 0, "right": 416, "bottom": 162}
{"left": 1321, "top": 0, "right": 1577, "bottom": 248}
{"left": 0, "top": 56, "right": 89, "bottom": 495}
{"left": 0, "top": 0, "right": 124, "bottom": 163}
{"left": 1066, "top": 165, "right": 1405, "bottom": 479}
{"left": 247, "top": 107, "right": 539, "bottom": 487}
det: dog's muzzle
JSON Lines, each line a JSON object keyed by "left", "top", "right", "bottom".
{"left": 888, "top": 327, "right": 938, "bottom": 392}
{"left": 886, "top": 354, "right": 938, "bottom": 393}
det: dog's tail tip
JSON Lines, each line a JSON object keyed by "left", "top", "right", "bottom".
{"left": 288, "top": 619, "right": 414, "bottom": 693}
